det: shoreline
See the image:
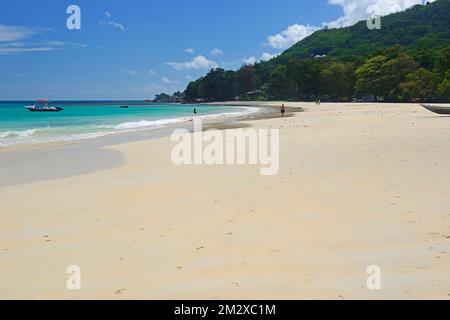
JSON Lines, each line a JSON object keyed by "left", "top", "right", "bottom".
{"left": 0, "top": 104, "right": 294, "bottom": 187}
{"left": 2, "top": 102, "right": 450, "bottom": 299}
{"left": 0, "top": 104, "right": 280, "bottom": 152}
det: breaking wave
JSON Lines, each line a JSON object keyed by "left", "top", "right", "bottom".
{"left": 0, "top": 107, "right": 260, "bottom": 147}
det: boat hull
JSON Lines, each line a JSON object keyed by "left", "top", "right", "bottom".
{"left": 420, "top": 104, "right": 450, "bottom": 115}
{"left": 25, "top": 106, "right": 64, "bottom": 112}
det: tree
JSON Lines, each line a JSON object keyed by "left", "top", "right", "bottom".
{"left": 382, "top": 53, "right": 419, "bottom": 99}
{"left": 399, "top": 68, "right": 438, "bottom": 101}
{"left": 178, "top": 1, "right": 448, "bottom": 103}
{"left": 355, "top": 55, "right": 389, "bottom": 99}
{"left": 320, "top": 61, "right": 356, "bottom": 101}
{"left": 268, "top": 65, "right": 296, "bottom": 100}
{"left": 286, "top": 58, "right": 320, "bottom": 100}
{"left": 234, "top": 65, "right": 260, "bottom": 98}
{"left": 437, "top": 68, "right": 450, "bottom": 101}
{"left": 192, "top": 68, "right": 236, "bottom": 102}
{"left": 437, "top": 78, "right": 450, "bottom": 100}
{"left": 355, "top": 47, "right": 419, "bottom": 101}
{"left": 434, "top": 46, "right": 450, "bottom": 77}
{"left": 184, "top": 78, "right": 202, "bottom": 102}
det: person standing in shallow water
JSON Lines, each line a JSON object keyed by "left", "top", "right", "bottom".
{"left": 190, "top": 108, "right": 198, "bottom": 122}
{"left": 280, "top": 104, "right": 286, "bottom": 118}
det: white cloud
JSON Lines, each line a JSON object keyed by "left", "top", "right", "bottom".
{"left": 166, "top": 55, "right": 219, "bottom": 70}
{"left": 267, "top": 0, "right": 435, "bottom": 49}
{"left": 162, "top": 77, "right": 180, "bottom": 84}
{"left": 121, "top": 68, "right": 160, "bottom": 76}
{"left": 241, "top": 52, "right": 280, "bottom": 65}
{"left": 43, "top": 41, "right": 86, "bottom": 48}
{"left": 0, "top": 40, "right": 85, "bottom": 55}
{"left": 325, "top": 0, "right": 435, "bottom": 28}
{"left": 211, "top": 48, "right": 224, "bottom": 56}
{"left": 267, "top": 24, "right": 319, "bottom": 49}
{"left": 260, "top": 52, "right": 280, "bottom": 61}
{"left": 121, "top": 68, "right": 137, "bottom": 75}
{"left": 0, "top": 25, "right": 48, "bottom": 42}
{"left": 185, "top": 48, "right": 195, "bottom": 54}
{"left": 0, "top": 25, "right": 86, "bottom": 56}
{"left": 100, "top": 12, "right": 125, "bottom": 31}
{"left": 242, "top": 56, "right": 257, "bottom": 65}
{"left": 0, "top": 46, "right": 53, "bottom": 54}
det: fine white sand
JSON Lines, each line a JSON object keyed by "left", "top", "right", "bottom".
{"left": 1, "top": 102, "right": 449, "bottom": 299}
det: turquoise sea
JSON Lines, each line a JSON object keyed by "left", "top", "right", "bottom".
{"left": 0, "top": 101, "right": 258, "bottom": 147}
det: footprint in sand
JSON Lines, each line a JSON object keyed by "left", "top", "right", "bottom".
{"left": 114, "top": 289, "right": 127, "bottom": 295}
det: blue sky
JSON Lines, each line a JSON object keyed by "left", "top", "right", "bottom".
{"left": 0, "top": 0, "right": 430, "bottom": 100}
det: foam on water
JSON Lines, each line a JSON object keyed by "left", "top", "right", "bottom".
{"left": 0, "top": 128, "right": 39, "bottom": 138}
{"left": 0, "top": 105, "right": 259, "bottom": 147}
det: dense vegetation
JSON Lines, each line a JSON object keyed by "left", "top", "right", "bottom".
{"left": 153, "top": 91, "right": 184, "bottom": 103}
{"left": 172, "top": 0, "right": 450, "bottom": 103}
{"left": 279, "top": 0, "right": 450, "bottom": 61}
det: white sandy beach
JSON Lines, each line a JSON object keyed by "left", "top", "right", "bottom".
{"left": 1, "top": 102, "right": 450, "bottom": 299}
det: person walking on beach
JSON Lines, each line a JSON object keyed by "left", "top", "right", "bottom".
{"left": 280, "top": 104, "right": 286, "bottom": 118}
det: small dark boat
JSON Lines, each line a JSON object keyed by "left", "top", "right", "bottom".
{"left": 420, "top": 104, "right": 450, "bottom": 115}
{"left": 120, "top": 105, "right": 129, "bottom": 109}
{"left": 25, "top": 100, "right": 63, "bottom": 112}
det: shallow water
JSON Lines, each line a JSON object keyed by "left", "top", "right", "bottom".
{"left": 0, "top": 101, "right": 258, "bottom": 147}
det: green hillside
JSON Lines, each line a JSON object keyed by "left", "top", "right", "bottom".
{"left": 278, "top": 0, "right": 450, "bottom": 61}
{"left": 177, "top": 0, "right": 450, "bottom": 103}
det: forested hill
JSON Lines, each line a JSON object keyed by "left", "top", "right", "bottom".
{"left": 278, "top": 0, "right": 450, "bottom": 62}
{"left": 177, "top": 0, "right": 450, "bottom": 103}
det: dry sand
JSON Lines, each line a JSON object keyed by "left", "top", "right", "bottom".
{"left": 1, "top": 102, "right": 450, "bottom": 299}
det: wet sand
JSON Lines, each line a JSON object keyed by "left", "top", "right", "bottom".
{"left": 1, "top": 102, "right": 450, "bottom": 299}
{"left": 0, "top": 106, "right": 282, "bottom": 187}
